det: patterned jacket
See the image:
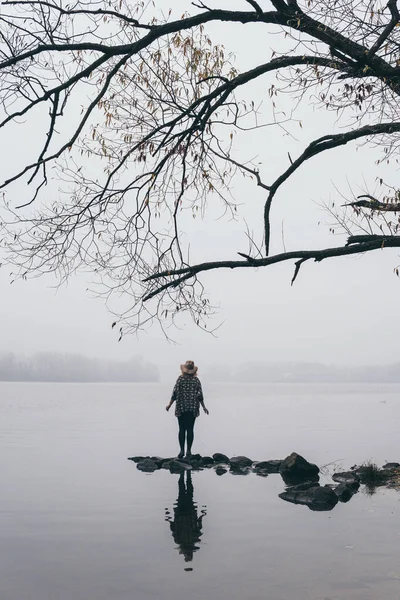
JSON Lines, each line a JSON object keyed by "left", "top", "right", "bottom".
{"left": 171, "top": 374, "right": 204, "bottom": 417}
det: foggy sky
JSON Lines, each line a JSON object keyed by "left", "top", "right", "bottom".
{"left": 2, "top": 0, "right": 400, "bottom": 382}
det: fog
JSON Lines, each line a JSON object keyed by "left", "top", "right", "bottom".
{"left": 2, "top": 0, "right": 400, "bottom": 383}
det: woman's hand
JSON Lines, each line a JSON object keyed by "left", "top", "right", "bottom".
{"left": 203, "top": 407, "right": 209, "bottom": 415}
{"left": 165, "top": 404, "right": 171, "bottom": 411}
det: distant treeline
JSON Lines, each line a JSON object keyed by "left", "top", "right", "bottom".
{"left": 204, "top": 362, "right": 400, "bottom": 383}
{"left": 0, "top": 353, "right": 159, "bottom": 382}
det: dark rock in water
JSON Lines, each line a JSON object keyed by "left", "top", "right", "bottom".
{"left": 229, "top": 456, "right": 253, "bottom": 469}
{"left": 332, "top": 471, "right": 360, "bottom": 485}
{"left": 215, "top": 466, "right": 228, "bottom": 476}
{"left": 213, "top": 453, "right": 230, "bottom": 463}
{"left": 253, "top": 460, "right": 282, "bottom": 473}
{"left": 279, "top": 453, "right": 319, "bottom": 484}
{"left": 189, "top": 461, "right": 204, "bottom": 471}
{"left": 230, "top": 465, "right": 251, "bottom": 475}
{"left": 279, "top": 484, "right": 338, "bottom": 511}
{"left": 128, "top": 456, "right": 148, "bottom": 463}
{"left": 161, "top": 461, "right": 173, "bottom": 470}
{"left": 169, "top": 460, "right": 192, "bottom": 474}
{"left": 333, "top": 481, "right": 360, "bottom": 502}
{"left": 150, "top": 456, "right": 166, "bottom": 467}
{"left": 383, "top": 462, "right": 400, "bottom": 469}
{"left": 136, "top": 458, "right": 159, "bottom": 473}
{"left": 254, "top": 470, "right": 269, "bottom": 478}
{"left": 201, "top": 456, "right": 215, "bottom": 467}
{"left": 187, "top": 454, "right": 202, "bottom": 462}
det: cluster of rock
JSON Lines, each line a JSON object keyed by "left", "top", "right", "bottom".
{"left": 128, "top": 451, "right": 400, "bottom": 512}
{"left": 128, "top": 452, "right": 282, "bottom": 476}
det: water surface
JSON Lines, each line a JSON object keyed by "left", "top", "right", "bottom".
{"left": 1, "top": 382, "right": 400, "bottom": 600}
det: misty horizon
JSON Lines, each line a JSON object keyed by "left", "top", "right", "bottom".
{"left": 1, "top": 352, "right": 400, "bottom": 383}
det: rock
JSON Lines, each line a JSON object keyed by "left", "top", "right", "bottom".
{"left": 230, "top": 465, "right": 251, "bottom": 475}
{"left": 189, "top": 461, "right": 204, "bottom": 471}
{"left": 253, "top": 460, "right": 283, "bottom": 473}
{"left": 215, "top": 466, "right": 228, "bottom": 476}
{"left": 229, "top": 456, "right": 253, "bottom": 469}
{"left": 279, "top": 484, "right": 339, "bottom": 511}
{"left": 136, "top": 458, "right": 159, "bottom": 473}
{"left": 161, "top": 461, "right": 173, "bottom": 469}
{"left": 213, "top": 453, "right": 230, "bottom": 463}
{"left": 333, "top": 481, "right": 360, "bottom": 502}
{"left": 383, "top": 462, "right": 400, "bottom": 469}
{"left": 128, "top": 456, "right": 148, "bottom": 463}
{"left": 149, "top": 456, "right": 166, "bottom": 467}
{"left": 279, "top": 453, "right": 319, "bottom": 483}
{"left": 201, "top": 456, "right": 214, "bottom": 467}
{"left": 332, "top": 471, "right": 360, "bottom": 485}
{"left": 169, "top": 460, "right": 192, "bottom": 474}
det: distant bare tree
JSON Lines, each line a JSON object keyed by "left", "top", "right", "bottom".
{"left": 2, "top": 0, "right": 400, "bottom": 336}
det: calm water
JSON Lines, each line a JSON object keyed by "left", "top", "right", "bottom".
{"left": 1, "top": 382, "right": 400, "bottom": 600}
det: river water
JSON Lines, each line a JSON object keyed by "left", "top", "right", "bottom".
{"left": 1, "top": 382, "right": 400, "bottom": 600}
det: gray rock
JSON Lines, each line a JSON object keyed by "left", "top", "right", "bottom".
{"left": 333, "top": 481, "right": 359, "bottom": 502}
{"left": 136, "top": 458, "right": 159, "bottom": 473}
{"left": 279, "top": 484, "right": 339, "bottom": 511}
{"left": 201, "top": 456, "right": 214, "bottom": 467}
{"left": 128, "top": 456, "right": 148, "bottom": 463}
{"left": 332, "top": 471, "right": 360, "bottom": 485}
{"left": 229, "top": 456, "right": 253, "bottom": 469}
{"left": 213, "top": 453, "right": 230, "bottom": 463}
{"left": 279, "top": 453, "right": 319, "bottom": 483}
{"left": 169, "top": 460, "right": 192, "bottom": 474}
{"left": 230, "top": 465, "right": 251, "bottom": 475}
{"left": 383, "top": 462, "right": 400, "bottom": 469}
{"left": 253, "top": 460, "right": 283, "bottom": 473}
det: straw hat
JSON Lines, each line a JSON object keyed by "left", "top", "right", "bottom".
{"left": 180, "top": 360, "right": 198, "bottom": 376}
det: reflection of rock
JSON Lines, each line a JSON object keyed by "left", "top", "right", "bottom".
{"left": 165, "top": 471, "right": 207, "bottom": 564}
{"left": 136, "top": 458, "right": 160, "bottom": 472}
{"left": 213, "top": 453, "right": 230, "bottom": 463}
{"left": 279, "top": 453, "right": 319, "bottom": 484}
{"left": 215, "top": 466, "right": 228, "bottom": 476}
{"left": 279, "top": 483, "right": 338, "bottom": 511}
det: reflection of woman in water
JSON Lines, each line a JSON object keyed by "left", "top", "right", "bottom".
{"left": 165, "top": 471, "right": 207, "bottom": 565}
{"left": 165, "top": 360, "right": 209, "bottom": 459}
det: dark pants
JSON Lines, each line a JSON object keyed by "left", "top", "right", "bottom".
{"left": 178, "top": 412, "right": 196, "bottom": 454}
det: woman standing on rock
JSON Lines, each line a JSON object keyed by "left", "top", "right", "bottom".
{"left": 166, "top": 360, "right": 209, "bottom": 458}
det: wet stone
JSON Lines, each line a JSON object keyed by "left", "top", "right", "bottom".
{"left": 279, "top": 453, "right": 319, "bottom": 483}
{"left": 136, "top": 458, "right": 159, "bottom": 473}
{"left": 253, "top": 460, "right": 283, "bottom": 473}
{"left": 128, "top": 456, "right": 148, "bottom": 463}
{"left": 213, "top": 453, "right": 230, "bottom": 463}
{"left": 201, "top": 456, "right": 214, "bottom": 467}
{"left": 169, "top": 460, "right": 192, "bottom": 474}
{"left": 332, "top": 471, "right": 360, "bottom": 485}
{"left": 333, "top": 481, "right": 360, "bottom": 502}
{"left": 229, "top": 456, "right": 253, "bottom": 469}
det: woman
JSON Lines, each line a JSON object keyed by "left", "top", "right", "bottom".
{"left": 166, "top": 360, "right": 209, "bottom": 458}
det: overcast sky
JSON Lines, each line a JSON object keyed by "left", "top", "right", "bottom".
{"left": 2, "top": 0, "right": 400, "bottom": 381}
